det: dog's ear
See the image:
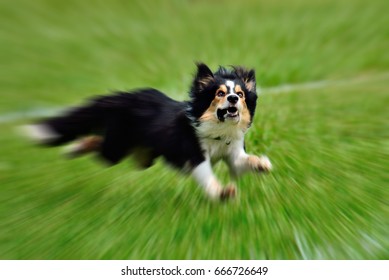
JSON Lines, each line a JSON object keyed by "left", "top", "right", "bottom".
{"left": 233, "top": 66, "right": 256, "bottom": 92}
{"left": 195, "top": 63, "right": 214, "bottom": 90}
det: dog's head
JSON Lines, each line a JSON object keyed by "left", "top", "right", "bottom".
{"left": 188, "top": 63, "right": 257, "bottom": 134}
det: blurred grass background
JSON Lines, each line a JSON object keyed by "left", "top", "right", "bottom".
{"left": 0, "top": 0, "right": 388, "bottom": 259}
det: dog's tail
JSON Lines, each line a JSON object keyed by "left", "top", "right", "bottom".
{"left": 23, "top": 96, "right": 112, "bottom": 146}
{"left": 22, "top": 94, "right": 132, "bottom": 163}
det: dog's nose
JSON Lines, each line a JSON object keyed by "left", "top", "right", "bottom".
{"left": 227, "top": 95, "right": 239, "bottom": 104}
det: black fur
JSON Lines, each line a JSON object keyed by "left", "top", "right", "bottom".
{"left": 36, "top": 63, "right": 257, "bottom": 171}
{"left": 42, "top": 89, "right": 205, "bottom": 167}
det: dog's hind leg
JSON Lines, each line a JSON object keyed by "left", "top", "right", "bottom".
{"left": 63, "top": 136, "right": 103, "bottom": 158}
{"left": 132, "top": 147, "right": 156, "bottom": 169}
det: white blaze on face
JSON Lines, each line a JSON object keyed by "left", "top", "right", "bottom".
{"left": 225, "top": 80, "right": 235, "bottom": 95}
{"left": 224, "top": 80, "right": 241, "bottom": 111}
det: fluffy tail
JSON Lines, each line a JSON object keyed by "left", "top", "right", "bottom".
{"left": 22, "top": 94, "right": 132, "bottom": 164}
{"left": 24, "top": 99, "right": 109, "bottom": 146}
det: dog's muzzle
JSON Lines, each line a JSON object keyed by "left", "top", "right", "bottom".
{"left": 217, "top": 105, "right": 239, "bottom": 122}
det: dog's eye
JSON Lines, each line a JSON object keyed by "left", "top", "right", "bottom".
{"left": 216, "top": 91, "right": 226, "bottom": 97}
{"left": 237, "top": 92, "right": 244, "bottom": 98}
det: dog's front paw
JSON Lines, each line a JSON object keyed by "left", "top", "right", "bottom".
{"left": 220, "top": 183, "right": 237, "bottom": 201}
{"left": 249, "top": 155, "right": 272, "bottom": 172}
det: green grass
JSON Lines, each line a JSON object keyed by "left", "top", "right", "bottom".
{"left": 0, "top": 0, "right": 388, "bottom": 259}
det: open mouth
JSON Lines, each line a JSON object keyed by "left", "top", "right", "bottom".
{"left": 217, "top": 106, "right": 239, "bottom": 121}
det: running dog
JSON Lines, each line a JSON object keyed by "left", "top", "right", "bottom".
{"left": 25, "top": 63, "right": 272, "bottom": 200}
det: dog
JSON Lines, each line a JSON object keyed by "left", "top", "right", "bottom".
{"left": 24, "top": 63, "right": 272, "bottom": 200}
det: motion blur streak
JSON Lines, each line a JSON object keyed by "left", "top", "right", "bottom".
{"left": 2, "top": 73, "right": 388, "bottom": 124}
{"left": 0, "top": 0, "right": 387, "bottom": 259}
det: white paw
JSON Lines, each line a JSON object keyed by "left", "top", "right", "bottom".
{"left": 258, "top": 155, "right": 272, "bottom": 172}
{"left": 220, "top": 183, "right": 237, "bottom": 201}
{"left": 62, "top": 142, "right": 82, "bottom": 157}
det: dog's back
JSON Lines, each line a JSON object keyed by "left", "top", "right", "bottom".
{"left": 26, "top": 89, "right": 203, "bottom": 166}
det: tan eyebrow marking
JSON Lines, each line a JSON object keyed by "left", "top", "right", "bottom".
{"left": 216, "top": 85, "right": 227, "bottom": 94}
{"left": 235, "top": 84, "right": 243, "bottom": 93}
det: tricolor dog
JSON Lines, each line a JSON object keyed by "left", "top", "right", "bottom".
{"left": 25, "top": 63, "right": 272, "bottom": 200}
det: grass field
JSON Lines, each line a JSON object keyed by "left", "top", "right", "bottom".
{"left": 0, "top": 0, "right": 388, "bottom": 259}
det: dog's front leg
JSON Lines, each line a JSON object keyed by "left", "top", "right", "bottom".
{"left": 228, "top": 146, "right": 272, "bottom": 177}
{"left": 192, "top": 160, "right": 236, "bottom": 200}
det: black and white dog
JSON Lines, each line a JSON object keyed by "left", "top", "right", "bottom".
{"left": 25, "top": 63, "right": 272, "bottom": 200}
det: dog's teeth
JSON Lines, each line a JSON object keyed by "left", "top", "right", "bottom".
{"left": 227, "top": 107, "right": 237, "bottom": 113}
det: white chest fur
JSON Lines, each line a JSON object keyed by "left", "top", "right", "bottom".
{"left": 195, "top": 117, "right": 247, "bottom": 162}
{"left": 200, "top": 138, "right": 232, "bottom": 163}
{"left": 198, "top": 131, "right": 245, "bottom": 164}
